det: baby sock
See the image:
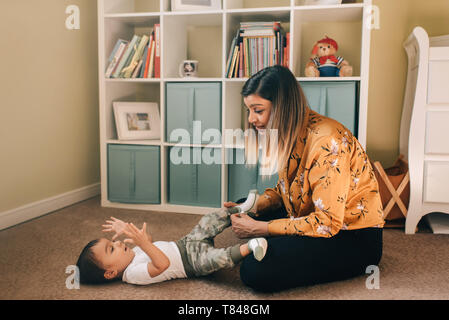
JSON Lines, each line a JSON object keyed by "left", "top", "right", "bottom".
{"left": 247, "top": 238, "right": 268, "bottom": 261}
{"left": 229, "top": 189, "right": 259, "bottom": 214}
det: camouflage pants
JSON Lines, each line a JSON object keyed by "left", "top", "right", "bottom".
{"left": 177, "top": 208, "right": 242, "bottom": 277}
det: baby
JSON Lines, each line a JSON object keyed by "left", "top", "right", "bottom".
{"left": 76, "top": 190, "right": 265, "bottom": 285}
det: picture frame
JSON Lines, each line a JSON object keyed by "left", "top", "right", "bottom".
{"left": 113, "top": 102, "right": 160, "bottom": 140}
{"left": 171, "top": 0, "right": 221, "bottom": 12}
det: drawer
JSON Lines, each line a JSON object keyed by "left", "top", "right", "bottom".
{"left": 425, "top": 111, "right": 449, "bottom": 154}
{"left": 108, "top": 144, "right": 160, "bottom": 204}
{"left": 168, "top": 147, "right": 221, "bottom": 207}
{"left": 166, "top": 82, "right": 221, "bottom": 144}
{"left": 300, "top": 81, "right": 358, "bottom": 135}
{"left": 227, "top": 148, "right": 278, "bottom": 202}
{"left": 423, "top": 161, "right": 449, "bottom": 203}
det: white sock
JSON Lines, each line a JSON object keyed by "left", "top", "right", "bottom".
{"left": 247, "top": 238, "right": 268, "bottom": 262}
{"left": 234, "top": 189, "right": 259, "bottom": 213}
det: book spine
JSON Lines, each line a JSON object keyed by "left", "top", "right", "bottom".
{"left": 139, "top": 46, "right": 148, "bottom": 78}
{"left": 105, "top": 42, "right": 127, "bottom": 78}
{"left": 123, "top": 35, "right": 149, "bottom": 78}
{"left": 148, "top": 38, "right": 156, "bottom": 78}
{"left": 132, "top": 59, "right": 143, "bottom": 78}
{"left": 119, "top": 47, "right": 136, "bottom": 78}
{"left": 154, "top": 24, "right": 161, "bottom": 78}
{"left": 228, "top": 46, "right": 238, "bottom": 79}
{"left": 144, "top": 33, "right": 153, "bottom": 78}
{"left": 113, "top": 35, "right": 139, "bottom": 78}
{"left": 234, "top": 47, "right": 240, "bottom": 78}
{"left": 251, "top": 38, "right": 256, "bottom": 76}
{"left": 239, "top": 42, "right": 243, "bottom": 78}
{"left": 244, "top": 38, "right": 249, "bottom": 77}
{"left": 225, "top": 37, "right": 236, "bottom": 77}
{"left": 107, "top": 39, "right": 125, "bottom": 66}
{"left": 110, "top": 43, "right": 128, "bottom": 77}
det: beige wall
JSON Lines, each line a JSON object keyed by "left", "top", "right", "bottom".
{"left": 1, "top": 0, "right": 448, "bottom": 214}
{"left": 367, "top": 0, "right": 449, "bottom": 167}
{"left": 0, "top": 0, "right": 99, "bottom": 213}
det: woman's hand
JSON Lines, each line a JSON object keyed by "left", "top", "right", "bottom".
{"left": 230, "top": 213, "right": 269, "bottom": 238}
{"left": 123, "top": 222, "right": 152, "bottom": 247}
{"left": 102, "top": 216, "right": 127, "bottom": 241}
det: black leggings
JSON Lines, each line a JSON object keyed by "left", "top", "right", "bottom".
{"left": 240, "top": 210, "right": 383, "bottom": 292}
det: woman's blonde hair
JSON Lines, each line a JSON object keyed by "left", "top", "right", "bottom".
{"left": 241, "top": 66, "right": 309, "bottom": 175}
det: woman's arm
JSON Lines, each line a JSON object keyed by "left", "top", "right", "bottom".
{"left": 230, "top": 213, "right": 270, "bottom": 238}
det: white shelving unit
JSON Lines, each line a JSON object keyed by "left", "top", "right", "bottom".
{"left": 97, "top": 0, "right": 373, "bottom": 214}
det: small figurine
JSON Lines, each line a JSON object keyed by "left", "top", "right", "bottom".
{"left": 305, "top": 36, "right": 353, "bottom": 77}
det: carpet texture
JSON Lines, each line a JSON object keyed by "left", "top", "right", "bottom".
{"left": 1, "top": 196, "right": 448, "bottom": 300}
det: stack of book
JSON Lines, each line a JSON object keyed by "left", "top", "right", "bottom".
{"left": 105, "top": 24, "right": 161, "bottom": 79}
{"left": 226, "top": 21, "right": 289, "bottom": 78}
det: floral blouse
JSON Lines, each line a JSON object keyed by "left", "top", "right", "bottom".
{"left": 255, "top": 108, "right": 385, "bottom": 238}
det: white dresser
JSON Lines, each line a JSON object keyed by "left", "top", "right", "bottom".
{"left": 400, "top": 26, "right": 449, "bottom": 234}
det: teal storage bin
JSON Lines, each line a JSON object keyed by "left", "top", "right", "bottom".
{"left": 300, "top": 81, "right": 358, "bottom": 136}
{"left": 168, "top": 147, "right": 221, "bottom": 207}
{"left": 166, "top": 82, "right": 221, "bottom": 144}
{"left": 227, "top": 148, "right": 278, "bottom": 202}
{"left": 108, "top": 144, "right": 160, "bottom": 204}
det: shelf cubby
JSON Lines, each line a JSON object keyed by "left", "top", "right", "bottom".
{"left": 226, "top": 0, "right": 291, "bottom": 10}
{"left": 104, "top": 81, "right": 161, "bottom": 141}
{"left": 292, "top": 5, "right": 363, "bottom": 77}
{"left": 103, "top": 15, "right": 160, "bottom": 74}
{"left": 163, "top": 13, "right": 223, "bottom": 78}
{"left": 103, "top": 0, "right": 160, "bottom": 14}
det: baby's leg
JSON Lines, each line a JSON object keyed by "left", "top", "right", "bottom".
{"left": 183, "top": 208, "right": 232, "bottom": 242}
{"left": 186, "top": 240, "right": 243, "bottom": 276}
{"left": 187, "top": 239, "right": 268, "bottom": 276}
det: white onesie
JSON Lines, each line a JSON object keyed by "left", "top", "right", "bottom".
{"left": 122, "top": 241, "right": 187, "bottom": 285}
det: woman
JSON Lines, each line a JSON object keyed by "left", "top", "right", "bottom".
{"left": 226, "top": 65, "right": 384, "bottom": 292}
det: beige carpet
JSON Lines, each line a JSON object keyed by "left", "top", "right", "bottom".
{"left": 1, "top": 196, "right": 448, "bottom": 300}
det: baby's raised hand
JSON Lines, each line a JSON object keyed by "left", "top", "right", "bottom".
{"left": 102, "top": 216, "right": 127, "bottom": 241}
{"left": 123, "top": 222, "right": 152, "bottom": 247}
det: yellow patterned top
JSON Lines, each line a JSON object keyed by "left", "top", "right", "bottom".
{"left": 255, "top": 108, "right": 385, "bottom": 237}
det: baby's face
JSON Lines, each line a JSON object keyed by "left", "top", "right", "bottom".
{"left": 92, "top": 238, "right": 135, "bottom": 274}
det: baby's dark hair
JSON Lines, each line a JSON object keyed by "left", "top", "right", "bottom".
{"left": 76, "top": 239, "right": 115, "bottom": 285}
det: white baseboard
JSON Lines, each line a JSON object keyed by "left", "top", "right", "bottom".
{"left": 0, "top": 183, "right": 101, "bottom": 231}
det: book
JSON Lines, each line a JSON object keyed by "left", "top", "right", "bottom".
{"left": 132, "top": 59, "right": 143, "bottom": 78}
{"left": 234, "top": 47, "right": 240, "bottom": 78}
{"left": 154, "top": 24, "right": 161, "bottom": 78}
{"left": 143, "top": 33, "right": 154, "bottom": 78}
{"left": 105, "top": 41, "right": 128, "bottom": 78}
{"left": 226, "top": 28, "right": 243, "bottom": 77}
{"left": 244, "top": 37, "right": 249, "bottom": 77}
{"left": 139, "top": 46, "right": 148, "bottom": 78}
{"left": 112, "top": 35, "right": 140, "bottom": 78}
{"left": 119, "top": 46, "right": 136, "bottom": 78}
{"left": 123, "top": 35, "right": 149, "bottom": 78}
{"left": 226, "top": 21, "right": 285, "bottom": 77}
{"left": 240, "top": 21, "right": 281, "bottom": 37}
{"left": 225, "top": 37, "right": 237, "bottom": 77}
{"left": 147, "top": 39, "right": 156, "bottom": 78}
{"left": 228, "top": 46, "right": 238, "bottom": 79}
{"left": 107, "top": 39, "right": 127, "bottom": 65}
{"left": 239, "top": 42, "right": 244, "bottom": 78}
